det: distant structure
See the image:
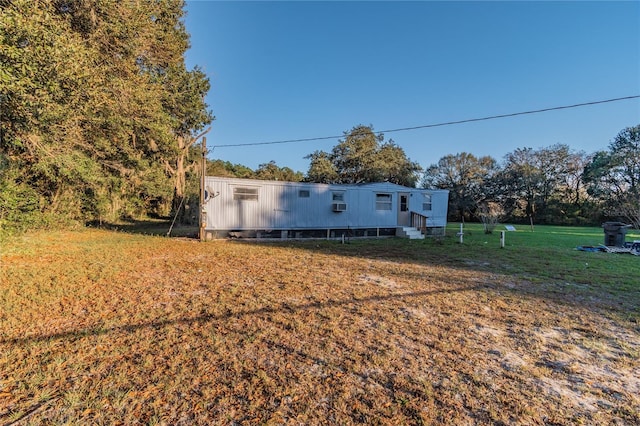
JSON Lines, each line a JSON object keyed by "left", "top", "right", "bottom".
{"left": 201, "top": 177, "right": 449, "bottom": 240}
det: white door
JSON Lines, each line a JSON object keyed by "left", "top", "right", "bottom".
{"left": 398, "top": 192, "right": 410, "bottom": 226}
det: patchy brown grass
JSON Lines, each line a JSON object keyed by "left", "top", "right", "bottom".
{"left": 1, "top": 229, "right": 638, "bottom": 425}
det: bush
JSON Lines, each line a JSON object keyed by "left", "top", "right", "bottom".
{"left": 0, "top": 177, "right": 45, "bottom": 235}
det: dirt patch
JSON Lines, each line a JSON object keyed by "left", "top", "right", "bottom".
{"left": 359, "top": 273, "right": 400, "bottom": 289}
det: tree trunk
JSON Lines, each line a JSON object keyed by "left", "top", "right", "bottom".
{"left": 172, "top": 150, "right": 187, "bottom": 218}
{"left": 170, "top": 128, "right": 210, "bottom": 223}
{"left": 175, "top": 151, "right": 186, "bottom": 199}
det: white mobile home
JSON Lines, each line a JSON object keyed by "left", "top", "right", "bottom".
{"left": 202, "top": 177, "right": 449, "bottom": 239}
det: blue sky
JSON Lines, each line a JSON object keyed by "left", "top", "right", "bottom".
{"left": 184, "top": 1, "right": 640, "bottom": 174}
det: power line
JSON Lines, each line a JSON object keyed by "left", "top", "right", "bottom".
{"left": 213, "top": 95, "right": 640, "bottom": 148}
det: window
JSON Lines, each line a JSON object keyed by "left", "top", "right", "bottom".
{"left": 299, "top": 189, "right": 310, "bottom": 198}
{"left": 332, "top": 192, "right": 345, "bottom": 202}
{"left": 233, "top": 186, "right": 258, "bottom": 201}
{"left": 376, "top": 193, "right": 392, "bottom": 210}
{"left": 400, "top": 195, "right": 408, "bottom": 212}
{"left": 422, "top": 193, "right": 432, "bottom": 211}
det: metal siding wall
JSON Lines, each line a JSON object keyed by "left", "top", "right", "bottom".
{"left": 427, "top": 191, "right": 449, "bottom": 227}
{"left": 277, "top": 185, "right": 296, "bottom": 228}
{"left": 303, "top": 185, "right": 331, "bottom": 228}
{"left": 206, "top": 179, "right": 227, "bottom": 229}
{"left": 204, "top": 177, "right": 439, "bottom": 230}
{"left": 262, "top": 183, "right": 280, "bottom": 228}
{"left": 404, "top": 189, "right": 449, "bottom": 228}
{"left": 328, "top": 188, "right": 352, "bottom": 228}
{"left": 369, "top": 190, "right": 396, "bottom": 227}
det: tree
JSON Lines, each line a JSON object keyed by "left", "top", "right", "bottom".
{"left": 584, "top": 125, "right": 640, "bottom": 228}
{"left": 376, "top": 142, "right": 423, "bottom": 187}
{"left": 207, "top": 160, "right": 254, "bottom": 179}
{"left": 544, "top": 147, "right": 593, "bottom": 224}
{"left": 305, "top": 151, "right": 339, "bottom": 184}
{"left": 255, "top": 161, "right": 303, "bottom": 182}
{"left": 498, "top": 147, "right": 544, "bottom": 226}
{"left": 305, "top": 125, "right": 422, "bottom": 186}
{"left": 477, "top": 201, "right": 504, "bottom": 234}
{"left": 421, "top": 152, "right": 498, "bottom": 221}
{"left": 65, "top": 0, "right": 186, "bottom": 219}
{"left": 559, "top": 149, "right": 591, "bottom": 206}
{"left": 161, "top": 64, "right": 214, "bottom": 215}
{"left": 330, "top": 125, "right": 381, "bottom": 184}
{"left": 0, "top": 0, "right": 212, "bottom": 229}
{"left": 492, "top": 144, "right": 605, "bottom": 226}
{"left": 0, "top": 0, "right": 111, "bottom": 223}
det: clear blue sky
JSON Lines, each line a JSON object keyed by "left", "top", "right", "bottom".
{"left": 184, "top": 1, "right": 640, "bottom": 174}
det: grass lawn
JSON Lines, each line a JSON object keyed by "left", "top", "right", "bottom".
{"left": 0, "top": 223, "right": 638, "bottom": 425}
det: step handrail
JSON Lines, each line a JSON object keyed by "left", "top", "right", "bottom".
{"left": 410, "top": 211, "right": 428, "bottom": 234}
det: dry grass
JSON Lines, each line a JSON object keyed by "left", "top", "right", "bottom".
{"left": 1, "top": 228, "right": 638, "bottom": 425}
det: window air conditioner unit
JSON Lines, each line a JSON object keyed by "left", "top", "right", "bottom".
{"left": 332, "top": 202, "right": 347, "bottom": 212}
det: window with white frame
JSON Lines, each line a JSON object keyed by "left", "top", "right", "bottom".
{"left": 376, "top": 193, "right": 392, "bottom": 210}
{"left": 233, "top": 186, "right": 259, "bottom": 201}
{"left": 422, "top": 193, "right": 432, "bottom": 211}
{"left": 400, "top": 194, "right": 408, "bottom": 212}
{"left": 332, "top": 192, "right": 345, "bottom": 202}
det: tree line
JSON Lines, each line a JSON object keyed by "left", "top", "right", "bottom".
{"left": 421, "top": 125, "right": 639, "bottom": 229}
{"left": 205, "top": 124, "right": 640, "bottom": 229}
{"left": 1, "top": 0, "right": 212, "bottom": 232}
{"left": 1, "top": 2, "right": 637, "bottom": 232}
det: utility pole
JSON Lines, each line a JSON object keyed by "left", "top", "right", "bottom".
{"left": 199, "top": 137, "right": 207, "bottom": 242}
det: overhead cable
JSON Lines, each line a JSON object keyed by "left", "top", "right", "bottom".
{"left": 213, "top": 94, "right": 640, "bottom": 148}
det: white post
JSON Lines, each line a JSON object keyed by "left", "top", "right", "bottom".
{"left": 459, "top": 223, "right": 464, "bottom": 244}
{"left": 500, "top": 230, "right": 505, "bottom": 248}
{"left": 199, "top": 137, "right": 207, "bottom": 242}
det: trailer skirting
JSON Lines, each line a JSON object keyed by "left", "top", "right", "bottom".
{"left": 202, "top": 226, "right": 446, "bottom": 240}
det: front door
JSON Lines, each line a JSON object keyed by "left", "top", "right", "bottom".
{"left": 398, "top": 192, "right": 410, "bottom": 226}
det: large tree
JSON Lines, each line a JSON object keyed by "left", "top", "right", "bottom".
{"left": 305, "top": 125, "right": 421, "bottom": 186}
{"left": 0, "top": 0, "right": 212, "bottom": 229}
{"left": 493, "top": 144, "right": 597, "bottom": 225}
{"left": 421, "top": 152, "right": 498, "bottom": 221}
{"left": 497, "top": 147, "right": 544, "bottom": 224}
{"left": 584, "top": 125, "right": 640, "bottom": 228}
{"left": 207, "top": 159, "right": 255, "bottom": 179}
{"left": 161, "top": 64, "right": 213, "bottom": 214}
{"left": 1, "top": 0, "right": 103, "bottom": 225}
{"left": 537, "top": 145, "right": 592, "bottom": 224}
{"left": 558, "top": 149, "right": 591, "bottom": 207}
{"left": 255, "top": 160, "right": 303, "bottom": 182}
{"left": 304, "top": 150, "right": 339, "bottom": 184}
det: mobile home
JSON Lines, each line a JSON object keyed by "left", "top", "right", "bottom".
{"left": 202, "top": 176, "right": 449, "bottom": 239}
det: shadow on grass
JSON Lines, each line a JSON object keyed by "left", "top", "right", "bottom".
{"left": 88, "top": 219, "right": 199, "bottom": 238}
{"left": 1, "top": 285, "right": 484, "bottom": 346}
{"left": 225, "top": 236, "right": 640, "bottom": 325}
